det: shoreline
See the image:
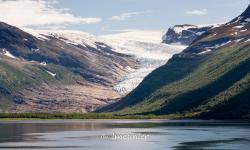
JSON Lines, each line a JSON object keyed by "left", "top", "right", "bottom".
{"left": 0, "top": 113, "right": 249, "bottom": 121}
{"left": 0, "top": 113, "right": 179, "bottom": 120}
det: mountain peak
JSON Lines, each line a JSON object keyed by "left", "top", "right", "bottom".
{"left": 240, "top": 4, "right": 250, "bottom": 19}
{"left": 230, "top": 4, "right": 250, "bottom": 24}
{"left": 162, "top": 24, "right": 214, "bottom": 45}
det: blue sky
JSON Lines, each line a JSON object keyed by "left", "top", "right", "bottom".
{"left": 0, "top": 0, "right": 249, "bottom": 35}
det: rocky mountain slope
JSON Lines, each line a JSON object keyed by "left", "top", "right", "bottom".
{"left": 102, "top": 5, "right": 250, "bottom": 119}
{"left": 0, "top": 22, "right": 138, "bottom": 112}
{"left": 162, "top": 24, "right": 218, "bottom": 45}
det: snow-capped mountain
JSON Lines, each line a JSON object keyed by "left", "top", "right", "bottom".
{"left": 183, "top": 5, "right": 250, "bottom": 55}
{"left": 23, "top": 29, "right": 100, "bottom": 49}
{"left": 162, "top": 24, "right": 219, "bottom": 45}
{"left": 26, "top": 29, "right": 186, "bottom": 95}
{"left": 229, "top": 4, "right": 250, "bottom": 24}
{"left": 101, "top": 5, "right": 250, "bottom": 119}
{"left": 0, "top": 23, "right": 186, "bottom": 112}
{"left": 0, "top": 22, "right": 138, "bottom": 113}
{"left": 100, "top": 30, "right": 186, "bottom": 94}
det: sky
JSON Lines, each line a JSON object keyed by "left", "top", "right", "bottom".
{"left": 0, "top": 0, "right": 249, "bottom": 35}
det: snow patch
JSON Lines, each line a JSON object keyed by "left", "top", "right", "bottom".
{"left": 172, "top": 25, "right": 196, "bottom": 34}
{"left": 201, "top": 40, "right": 232, "bottom": 52}
{"left": 27, "top": 30, "right": 99, "bottom": 48}
{"left": 235, "top": 38, "right": 244, "bottom": 43}
{"left": 31, "top": 48, "right": 39, "bottom": 52}
{"left": 98, "top": 44, "right": 107, "bottom": 48}
{"left": 1, "top": 49, "right": 17, "bottom": 59}
{"left": 219, "top": 40, "right": 232, "bottom": 47}
{"left": 40, "top": 61, "right": 47, "bottom": 66}
{"left": 233, "top": 25, "right": 244, "bottom": 29}
{"left": 170, "top": 23, "right": 221, "bottom": 35}
{"left": 211, "top": 40, "right": 232, "bottom": 49}
{"left": 245, "top": 39, "right": 250, "bottom": 43}
{"left": 24, "top": 29, "right": 99, "bottom": 48}
{"left": 47, "top": 31, "right": 98, "bottom": 48}
{"left": 46, "top": 70, "right": 56, "bottom": 77}
{"left": 245, "top": 18, "right": 250, "bottom": 22}
{"left": 196, "top": 31, "right": 206, "bottom": 35}
{"left": 23, "top": 28, "right": 50, "bottom": 41}
{"left": 196, "top": 23, "right": 221, "bottom": 28}
{"left": 195, "top": 40, "right": 232, "bottom": 55}
{"left": 240, "top": 29, "right": 247, "bottom": 32}
{"left": 197, "top": 49, "right": 211, "bottom": 55}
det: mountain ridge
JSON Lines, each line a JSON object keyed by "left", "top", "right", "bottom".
{"left": 100, "top": 4, "right": 250, "bottom": 119}
{"left": 0, "top": 22, "right": 139, "bottom": 112}
{"left": 162, "top": 24, "right": 219, "bottom": 45}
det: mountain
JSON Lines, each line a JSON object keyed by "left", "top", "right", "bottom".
{"left": 0, "top": 22, "right": 138, "bottom": 113}
{"left": 162, "top": 24, "right": 218, "bottom": 45}
{"left": 100, "top": 30, "right": 186, "bottom": 94}
{"left": 102, "top": 5, "right": 250, "bottom": 119}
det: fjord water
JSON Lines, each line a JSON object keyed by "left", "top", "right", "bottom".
{"left": 0, "top": 120, "right": 250, "bottom": 150}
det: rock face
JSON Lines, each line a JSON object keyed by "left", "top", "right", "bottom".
{"left": 0, "top": 22, "right": 138, "bottom": 113}
{"left": 162, "top": 24, "right": 215, "bottom": 45}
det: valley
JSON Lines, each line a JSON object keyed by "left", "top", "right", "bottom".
{"left": 0, "top": 24, "right": 185, "bottom": 113}
{"left": 0, "top": 2, "right": 249, "bottom": 120}
{"left": 102, "top": 5, "right": 250, "bottom": 119}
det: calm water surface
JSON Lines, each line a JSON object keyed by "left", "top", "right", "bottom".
{"left": 0, "top": 120, "right": 250, "bottom": 150}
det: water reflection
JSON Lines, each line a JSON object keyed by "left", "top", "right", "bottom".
{"left": 0, "top": 120, "right": 249, "bottom": 150}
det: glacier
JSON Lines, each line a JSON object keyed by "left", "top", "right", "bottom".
{"left": 100, "top": 30, "right": 187, "bottom": 94}
{"left": 25, "top": 29, "right": 186, "bottom": 95}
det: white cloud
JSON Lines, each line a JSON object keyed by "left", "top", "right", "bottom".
{"left": 110, "top": 29, "right": 142, "bottom": 32}
{"left": 186, "top": 9, "right": 208, "bottom": 16}
{"left": 109, "top": 10, "right": 151, "bottom": 21}
{"left": 0, "top": 0, "right": 101, "bottom": 29}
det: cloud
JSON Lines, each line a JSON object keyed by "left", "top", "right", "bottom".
{"left": 0, "top": 0, "right": 101, "bottom": 29}
{"left": 186, "top": 9, "right": 208, "bottom": 16}
{"left": 109, "top": 10, "right": 151, "bottom": 21}
{"left": 110, "top": 29, "right": 141, "bottom": 32}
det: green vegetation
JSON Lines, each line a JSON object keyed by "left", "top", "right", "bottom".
{"left": 0, "top": 20, "right": 137, "bottom": 113}
{"left": 0, "top": 57, "right": 86, "bottom": 111}
{"left": 112, "top": 42, "right": 250, "bottom": 119}
{"left": 0, "top": 112, "right": 189, "bottom": 120}
{"left": 0, "top": 7, "right": 249, "bottom": 120}
{"left": 105, "top": 21, "right": 250, "bottom": 119}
